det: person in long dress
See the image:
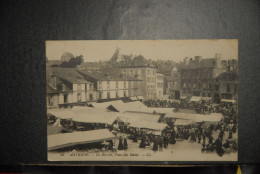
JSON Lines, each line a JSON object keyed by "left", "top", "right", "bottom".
{"left": 118, "top": 136, "right": 124, "bottom": 150}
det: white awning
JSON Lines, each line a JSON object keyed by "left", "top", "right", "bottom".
{"left": 130, "top": 96, "right": 138, "bottom": 101}
{"left": 195, "top": 113, "right": 223, "bottom": 123}
{"left": 180, "top": 96, "right": 187, "bottom": 100}
{"left": 116, "top": 112, "right": 160, "bottom": 124}
{"left": 190, "top": 96, "right": 202, "bottom": 102}
{"left": 137, "top": 96, "right": 144, "bottom": 100}
{"left": 174, "top": 119, "right": 195, "bottom": 126}
{"left": 221, "top": 99, "right": 236, "bottom": 103}
{"left": 72, "top": 110, "right": 118, "bottom": 125}
{"left": 129, "top": 121, "right": 167, "bottom": 131}
{"left": 48, "top": 109, "right": 76, "bottom": 119}
{"left": 165, "top": 112, "right": 197, "bottom": 120}
{"left": 202, "top": 97, "right": 212, "bottom": 101}
{"left": 48, "top": 129, "right": 117, "bottom": 150}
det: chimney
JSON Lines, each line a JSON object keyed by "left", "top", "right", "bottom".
{"left": 194, "top": 56, "right": 202, "bottom": 63}
{"left": 49, "top": 72, "right": 57, "bottom": 89}
{"left": 189, "top": 58, "right": 193, "bottom": 64}
{"left": 215, "top": 53, "right": 222, "bottom": 69}
{"left": 184, "top": 57, "right": 189, "bottom": 65}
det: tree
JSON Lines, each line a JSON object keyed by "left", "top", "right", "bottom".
{"left": 54, "top": 55, "right": 84, "bottom": 68}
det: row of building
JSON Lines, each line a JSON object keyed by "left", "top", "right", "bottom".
{"left": 165, "top": 54, "right": 238, "bottom": 103}
{"left": 47, "top": 53, "right": 238, "bottom": 108}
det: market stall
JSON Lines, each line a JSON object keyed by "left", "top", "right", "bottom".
{"left": 48, "top": 129, "right": 117, "bottom": 150}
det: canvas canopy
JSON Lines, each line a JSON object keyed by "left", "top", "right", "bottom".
{"left": 180, "top": 96, "right": 188, "bottom": 100}
{"left": 48, "top": 129, "right": 117, "bottom": 150}
{"left": 202, "top": 97, "right": 212, "bottom": 101}
{"left": 48, "top": 109, "right": 76, "bottom": 119}
{"left": 195, "top": 113, "right": 223, "bottom": 123}
{"left": 190, "top": 96, "right": 202, "bottom": 102}
{"left": 221, "top": 99, "right": 236, "bottom": 103}
{"left": 137, "top": 96, "right": 144, "bottom": 100}
{"left": 130, "top": 96, "right": 138, "bottom": 101}
{"left": 174, "top": 119, "right": 195, "bottom": 126}
{"left": 72, "top": 110, "right": 118, "bottom": 125}
{"left": 149, "top": 107, "right": 174, "bottom": 114}
{"left": 116, "top": 112, "right": 160, "bottom": 124}
{"left": 165, "top": 112, "right": 197, "bottom": 121}
{"left": 109, "top": 101, "right": 156, "bottom": 114}
{"left": 165, "top": 112, "right": 223, "bottom": 124}
{"left": 129, "top": 121, "right": 167, "bottom": 131}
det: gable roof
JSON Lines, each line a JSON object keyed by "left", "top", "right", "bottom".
{"left": 181, "top": 58, "right": 216, "bottom": 70}
{"left": 77, "top": 69, "right": 141, "bottom": 81}
{"left": 216, "top": 71, "right": 238, "bottom": 81}
{"left": 46, "top": 67, "right": 88, "bottom": 84}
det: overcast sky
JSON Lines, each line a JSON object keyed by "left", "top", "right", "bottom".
{"left": 46, "top": 40, "right": 238, "bottom": 62}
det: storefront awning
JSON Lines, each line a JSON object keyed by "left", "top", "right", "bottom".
{"left": 202, "top": 97, "right": 212, "bottom": 101}
{"left": 48, "top": 109, "right": 76, "bottom": 119}
{"left": 130, "top": 96, "right": 138, "bottom": 101}
{"left": 190, "top": 96, "right": 202, "bottom": 102}
{"left": 48, "top": 129, "right": 117, "bottom": 150}
{"left": 221, "top": 99, "right": 236, "bottom": 103}
{"left": 174, "top": 119, "right": 195, "bottom": 126}
{"left": 129, "top": 121, "right": 167, "bottom": 131}
{"left": 137, "top": 96, "right": 144, "bottom": 100}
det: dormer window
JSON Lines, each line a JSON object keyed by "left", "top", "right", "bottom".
{"left": 62, "top": 84, "right": 66, "bottom": 91}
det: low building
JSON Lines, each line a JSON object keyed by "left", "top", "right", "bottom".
{"left": 46, "top": 67, "right": 95, "bottom": 108}
{"left": 77, "top": 69, "right": 142, "bottom": 101}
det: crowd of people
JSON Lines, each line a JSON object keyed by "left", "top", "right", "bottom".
{"left": 143, "top": 99, "right": 238, "bottom": 126}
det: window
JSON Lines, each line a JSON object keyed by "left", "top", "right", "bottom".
{"left": 90, "top": 84, "right": 93, "bottom": 90}
{"left": 99, "top": 92, "right": 102, "bottom": 100}
{"left": 77, "top": 93, "right": 81, "bottom": 102}
{"left": 107, "top": 81, "right": 110, "bottom": 89}
{"left": 116, "top": 91, "right": 119, "bottom": 98}
{"left": 77, "top": 84, "right": 81, "bottom": 91}
{"left": 48, "top": 96, "right": 54, "bottom": 106}
{"left": 234, "top": 84, "right": 237, "bottom": 94}
{"left": 64, "top": 95, "right": 68, "bottom": 103}
{"left": 107, "top": 92, "right": 110, "bottom": 99}
{"left": 124, "top": 81, "right": 126, "bottom": 88}
{"left": 62, "top": 84, "right": 66, "bottom": 91}
{"left": 116, "top": 81, "right": 118, "bottom": 88}
{"left": 227, "top": 83, "right": 230, "bottom": 93}
{"left": 89, "top": 94, "right": 93, "bottom": 100}
{"left": 215, "top": 84, "right": 219, "bottom": 91}
{"left": 85, "top": 84, "right": 88, "bottom": 91}
{"left": 99, "top": 82, "right": 102, "bottom": 90}
{"left": 124, "top": 91, "right": 127, "bottom": 97}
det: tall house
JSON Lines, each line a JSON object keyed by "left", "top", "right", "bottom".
{"left": 46, "top": 67, "right": 94, "bottom": 108}
{"left": 164, "top": 67, "right": 181, "bottom": 99}
{"left": 210, "top": 70, "right": 238, "bottom": 103}
{"left": 119, "top": 65, "right": 160, "bottom": 100}
{"left": 180, "top": 54, "right": 224, "bottom": 98}
{"left": 77, "top": 69, "right": 141, "bottom": 101}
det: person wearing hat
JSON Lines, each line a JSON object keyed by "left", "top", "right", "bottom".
{"left": 228, "top": 120, "right": 234, "bottom": 139}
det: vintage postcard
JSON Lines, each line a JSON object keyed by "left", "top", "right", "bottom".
{"left": 46, "top": 40, "right": 238, "bottom": 162}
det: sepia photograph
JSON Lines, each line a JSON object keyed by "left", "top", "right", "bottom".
{"left": 46, "top": 40, "right": 238, "bottom": 161}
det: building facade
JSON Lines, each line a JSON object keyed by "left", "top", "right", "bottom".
{"left": 119, "top": 65, "right": 162, "bottom": 100}
{"left": 156, "top": 71, "right": 164, "bottom": 99}
{"left": 180, "top": 54, "right": 224, "bottom": 98}
{"left": 77, "top": 69, "right": 141, "bottom": 101}
{"left": 46, "top": 67, "right": 95, "bottom": 108}
{"left": 164, "top": 67, "right": 181, "bottom": 99}
{"left": 210, "top": 71, "right": 238, "bottom": 103}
